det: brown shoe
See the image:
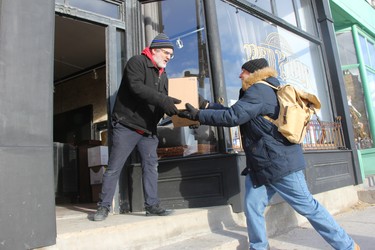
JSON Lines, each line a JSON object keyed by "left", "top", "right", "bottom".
{"left": 354, "top": 243, "right": 360, "bottom": 250}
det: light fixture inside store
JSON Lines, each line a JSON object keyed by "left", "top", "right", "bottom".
{"left": 176, "top": 37, "right": 183, "bottom": 49}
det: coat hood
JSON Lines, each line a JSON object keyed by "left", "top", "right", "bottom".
{"left": 242, "top": 67, "right": 278, "bottom": 91}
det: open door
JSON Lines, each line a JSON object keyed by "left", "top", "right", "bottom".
{"left": 53, "top": 15, "right": 107, "bottom": 205}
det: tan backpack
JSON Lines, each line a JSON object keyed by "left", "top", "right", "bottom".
{"left": 257, "top": 80, "right": 321, "bottom": 144}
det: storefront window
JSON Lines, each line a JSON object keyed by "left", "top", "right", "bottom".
{"left": 368, "top": 41, "right": 375, "bottom": 69}
{"left": 337, "top": 31, "right": 358, "bottom": 65}
{"left": 215, "top": 0, "right": 332, "bottom": 123}
{"left": 359, "top": 34, "right": 375, "bottom": 69}
{"left": 359, "top": 34, "right": 371, "bottom": 67}
{"left": 244, "top": 0, "right": 272, "bottom": 13}
{"left": 274, "top": 0, "right": 297, "bottom": 26}
{"left": 367, "top": 70, "right": 375, "bottom": 112}
{"left": 295, "top": 0, "right": 317, "bottom": 35}
{"left": 142, "top": 0, "right": 218, "bottom": 158}
{"left": 343, "top": 68, "right": 372, "bottom": 149}
{"left": 244, "top": 0, "right": 316, "bottom": 35}
{"left": 67, "top": 0, "right": 122, "bottom": 19}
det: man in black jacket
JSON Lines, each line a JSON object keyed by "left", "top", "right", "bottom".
{"left": 93, "top": 33, "right": 180, "bottom": 221}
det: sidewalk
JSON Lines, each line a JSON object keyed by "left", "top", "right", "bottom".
{"left": 268, "top": 202, "right": 375, "bottom": 250}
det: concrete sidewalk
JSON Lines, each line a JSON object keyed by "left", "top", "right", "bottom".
{"left": 268, "top": 202, "right": 375, "bottom": 250}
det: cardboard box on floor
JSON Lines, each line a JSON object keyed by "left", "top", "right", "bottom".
{"left": 168, "top": 77, "right": 200, "bottom": 127}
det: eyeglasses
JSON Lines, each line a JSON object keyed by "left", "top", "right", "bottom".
{"left": 160, "top": 49, "right": 174, "bottom": 59}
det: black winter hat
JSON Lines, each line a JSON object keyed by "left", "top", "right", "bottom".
{"left": 149, "top": 33, "right": 174, "bottom": 50}
{"left": 242, "top": 58, "right": 269, "bottom": 73}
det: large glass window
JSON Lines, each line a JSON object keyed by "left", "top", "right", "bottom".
{"left": 142, "top": 0, "right": 218, "bottom": 158}
{"left": 295, "top": 0, "right": 317, "bottom": 35}
{"left": 215, "top": 0, "right": 332, "bottom": 122}
{"left": 367, "top": 70, "right": 375, "bottom": 113}
{"left": 274, "top": 0, "right": 297, "bottom": 26}
{"left": 337, "top": 31, "right": 358, "bottom": 65}
{"left": 359, "top": 34, "right": 375, "bottom": 69}
{"left": 359, "top": 34, "right": 371, "bottom": 67}
{"left": 337, "top": 30, "right": 373, "bottom": 149}
{"left": 59, "top": 0, "right": 122, "bottom": 19}
{"left": 343, "top": 68, "right": 372, "bottom": 149}
{"left": 244, "top": 0, "right": 272, "bottom": 13}
{"left": 244, "top": 0, "right": 317, "bottom": 35}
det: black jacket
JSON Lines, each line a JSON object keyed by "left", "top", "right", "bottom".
{"left": 112, "top": 54, "right": 169, "bottom": 135}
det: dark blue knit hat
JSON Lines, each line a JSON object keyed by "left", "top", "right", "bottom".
{"left": 149, "top": 33, "right": 174, "bottom": 50}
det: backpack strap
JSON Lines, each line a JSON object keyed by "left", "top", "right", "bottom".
{"left": 256, "top": 80, "right": 278, "bottom": 124}
{"left": 257, "top": 80, "right": 279, "bottom": 90}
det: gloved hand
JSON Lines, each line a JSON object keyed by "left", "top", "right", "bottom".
{"left": 199, "top": 94, "right": 209, "bottom": 109}
{"left": 178, "top": 103, "right": 200, "bottom": 121}
{"left": 161, "top": 96, "right": 181, "bottom": 116}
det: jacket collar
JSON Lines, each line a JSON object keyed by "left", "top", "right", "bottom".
{"left": 142, "top": 47, "right": 165, "bottom": 76}
{"left": 242, "top": 67, "right": 278, "bottom": 91}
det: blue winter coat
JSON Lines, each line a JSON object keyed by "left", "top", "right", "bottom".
{"left": 198, "top": 74, "right": 306, "bottom": 188}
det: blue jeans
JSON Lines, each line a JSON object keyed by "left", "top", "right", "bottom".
{"left": 99, "top": 122, "right": 160, "bottom": 208}
{"left": 244, "top": 170, "right": 354, "bottom": 250}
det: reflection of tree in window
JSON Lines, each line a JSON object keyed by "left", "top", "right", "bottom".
{"left": 343, "top": 71, "right": 373, "bottom": 149}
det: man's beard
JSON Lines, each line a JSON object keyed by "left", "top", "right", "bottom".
{"left": 154, "top": 56, "right": 167, "bottom": 68}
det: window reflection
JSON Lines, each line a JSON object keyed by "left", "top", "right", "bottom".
{"left": 337, "top": 32, "right": 358, "bottom": 65}
{"left": 245, "top": 0, "right": 316, "bottom": 35}
{"left": 69, "top": 0, "right": 121, "bottom": 19}
{"left": 359, "top": 35, "right": 371, "bottom": 67}
{"left": 215, "top": 0, "right": 332, "bottom": 122}
{"left": 343, "top": 69, "right": 372, "bottom": 149}
{"left": 245, "top": 0, "right": 272, "bottom": 13}
{"left": 295, "top": 0, "right": 317, "bottom": 35}
{"left": 142, "top": 0, "right": 218, "bottom": 158}
{"left": 274, "top": 0, "right": 297, "bottom": 26}
{"left": 368, "top": 41, "right": 375, "bottom": 69}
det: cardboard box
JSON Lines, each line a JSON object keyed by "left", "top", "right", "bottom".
{"left": 168, "top": 77, "right": 200, "bottom": 127}
{"left": 87, "top": 146, "right": 108, "bottom": 167}
{"left": 89, "top": 166, "right": 106, "bottom": 185}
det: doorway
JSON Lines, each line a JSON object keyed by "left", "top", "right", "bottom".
{"left": 53, "top": 15, "right": 108, "bottom": 205}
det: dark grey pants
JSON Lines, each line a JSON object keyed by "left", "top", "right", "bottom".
{"left": 98, "top": 122, "right": 159, "bottom": 209}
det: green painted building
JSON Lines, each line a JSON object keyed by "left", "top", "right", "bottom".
{"left": 330, "top": 0, "right": 375, "bottom": 179}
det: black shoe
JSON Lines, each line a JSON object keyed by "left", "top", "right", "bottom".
{"left": 93, "top": 206, "right": 109, "bottom": 221}
{"left": 145, "top": 204, "right": 173, "bottom": 216}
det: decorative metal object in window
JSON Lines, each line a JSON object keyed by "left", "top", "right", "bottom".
{"left": 303, "top": 117, "right": 346, "bottom": 150}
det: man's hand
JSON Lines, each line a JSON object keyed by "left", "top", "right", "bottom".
{"left": 161, "top": 96, "right": 181, "bottom": 116}
{"left": 178, "top": 103, "right": 200, "bottom": 121}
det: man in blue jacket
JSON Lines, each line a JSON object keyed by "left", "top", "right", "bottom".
{"left": 93, "top": 33, "right": 181, "bottom": 221}
{"left": 179, "top": 58, "right": 359, "bottom": 250}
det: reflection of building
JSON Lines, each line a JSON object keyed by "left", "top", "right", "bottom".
{"left": 1, "top": 0, "right": 372, "bottom": 248}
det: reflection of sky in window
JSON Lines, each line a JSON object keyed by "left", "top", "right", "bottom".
{"left": 367, "top": 70, "right": 375, "bottom": 109}
{"left": 69, "top": 0, "right": 119, "bottom": 19}
{"left": 275, "top": 0, "right": 297, "bottom": 26}
{"left": 368, "top": 41, "right": 375, "bottom": 68}
{"left": 244, "top": 0, "right": 272, "bottom": 13}
{"left": 359, "top": 35, "right": 371, "bottom": 66}
{"left": 161, "top": 0, "right": 203, "bottom": 78}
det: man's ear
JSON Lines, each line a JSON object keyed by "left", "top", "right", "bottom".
{"left": 150, "top": 48, "right": 157, "bottom": 55}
